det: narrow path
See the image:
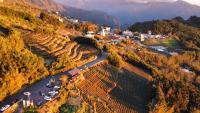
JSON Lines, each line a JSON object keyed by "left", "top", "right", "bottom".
{"left": 122, "top": 62, "right": 153, "bottom": 81}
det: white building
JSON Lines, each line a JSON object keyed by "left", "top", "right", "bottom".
{"left": 105, "top": 27, "right": 111, "bottom": 33}
{"left": 100, "top": 29, "right": 106, "bottom": 36}
{"left": 85, "top": 31, "right": 95, "bottom": 38}
{"left": 122, "top": 30, "right": 133, "bottom": 37}
{"left": 99, "top": 27, "right": 111, "bottom": 36}
{"left": 148, "top": 30, "right": 152, "bottom": 35}
{"left": 140, "top": 34, "right": 145, "bottom": 41}
{"left": 59, "top": 18, "right": 64, "bottom": 23}
{"left": 69, "top": 19, "right": 79, "bottom": 23}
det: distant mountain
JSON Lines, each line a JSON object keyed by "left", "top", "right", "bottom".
{"left": 62, "top": 6, "right": 120, "bottom": 27}
{"left": 10, "top": 0, "right": 120, "bottom": 27}
{"left": 57, "top": 0, "right": 200, "bottom": 28}
{"left": 7, "top": 0, "right": 200, "bottom": 28}
{"left": 109, "top": 0, "right": 200, "bottom": 27}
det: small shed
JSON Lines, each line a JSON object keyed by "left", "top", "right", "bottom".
{"left": 68, "top": 68, "right": 81, "bottom": 78}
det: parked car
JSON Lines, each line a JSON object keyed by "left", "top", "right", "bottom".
{"left": 48, "top": 93, "right": 55, "bottom": 98}
{"left": 46, "top": 83, "right": 52, "bottom": 88}
{"left": 0, "top": 105, "right": 10, "bottom": 112}
{"left": 44, "top": 96, "right": 52, "bottom": 101}
{"left": 54, "top": 85, "right": 60, "bottom": 89}
{"left": 48, "top": 91, "right": 58, "bottom": 94}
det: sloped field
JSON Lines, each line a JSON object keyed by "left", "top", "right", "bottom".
{"left": 78, "top": 64, "right": 153, "bottom": 113}
{"left": 23, "top": 33, "right": 97, "bottom": 64}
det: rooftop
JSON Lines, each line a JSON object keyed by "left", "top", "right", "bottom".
{"left": 68, "top": 68, "right": 81, "bottom": 77}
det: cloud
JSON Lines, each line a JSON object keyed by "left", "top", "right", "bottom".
{"left": 183, "top": 0, "right": 200, "bottom": 6}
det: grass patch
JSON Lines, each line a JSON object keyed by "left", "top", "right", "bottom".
{"left": 143, "top": 37, "right": 180, "bottom": 49}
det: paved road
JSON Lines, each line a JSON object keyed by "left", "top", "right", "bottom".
{"left": 0, "top": 52, "right": 107, "bottom": 113}
{"left": 78, "top": 52, "right": 107, "bottom": 69}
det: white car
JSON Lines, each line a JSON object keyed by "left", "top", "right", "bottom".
{"left": 46, "top": 83, "right": 51, "bottom": 88}
{"left": 0, "top": 105, "right": 10, "bottom": 112}
{"left": 44, "top": 96, "right": 52, "bottom": 101}
{"left": 54, "top": 86, "right": 60, "bottom": 89}
{"left": 48, "top": 91, "right": 58, "bottom": 94}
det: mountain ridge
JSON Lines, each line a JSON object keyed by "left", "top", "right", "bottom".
{"left": 56, "top": 0, "right": 200, "bottom": 28}
{"left": 114, "top": 0, "right": 200, "bottom": 26}
{"left": 9, "top": 0, "right": 120, "bottom": 27}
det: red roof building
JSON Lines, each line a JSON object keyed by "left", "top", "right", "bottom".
{"left": 68, "top": 68, "right": 81, "bottom": 78}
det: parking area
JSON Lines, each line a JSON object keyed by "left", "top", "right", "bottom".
{"left": 0, "top": 77, "right": 61, "bottom": 112}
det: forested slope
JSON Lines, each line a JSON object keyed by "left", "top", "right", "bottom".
{"left": 129, "top": 17, "right": 200, "bottom": 51}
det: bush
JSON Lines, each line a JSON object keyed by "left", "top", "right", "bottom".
{"left": 104, "top": 44, "right": 122, "bottom": 67}
{"left": 24, "top": 107, "right": 38, "bottom": 113}
{"left": 40, "top": 12, "right": 62, "bottom": 26}
{"left": 74, "top": 36, "right": 102, "bottom": 50}
{"left": 0, "top": 6, "right": 41, "bottom": 25}
{"left": 107, "top": 52, "right": 122, "bottom": 67}
{"left": 0, "top": 32, "right": 48, "bottom": 101}
{"left": 59, "top": 104, "right": 78, "bottom": 113}
{"left": 50, "top": 53, "right": 75, "bottom": 73}
{"left": 125, "top": 51, "right": 160, "bottom": 76}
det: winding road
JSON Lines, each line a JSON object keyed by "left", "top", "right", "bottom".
{"left": 0, "top": 52, "right": 107, "bottom": 113}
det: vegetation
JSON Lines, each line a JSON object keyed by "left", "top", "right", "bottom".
{"left": 24, "top": 107, "right": 38, "bottom": 113}
{"left": 0, "top": 32, "right": 48, "bottom": 101}
{"left": 1, "top": 2, "right": 200, "bottom": 113}
{"left": 40, "top": 12, "right": 63, "bottom": 27}
{"left": 50, "top": 53, "right": 75, "bottom": 73}
{"left": 0, "top": 3, "right": 98, "bottom": 113}
{"left": 24, "top": 32, "right": 98, "bottom": 74}
{"left": 143, "top": 37, "right": 180, "bottom": 49}
{"left": 121, "top": 49, "right": 200, "bottom": 112}
{"left": 104, "top": 44, "right": 122, "bottom": 67}
{"left": 129, "top": 17, "right": 200, "bottom": 50}
{"left": 124, "top": 51, "right": 160, "bottom": 76}
{"left": 74, "top": 36, "right": 102, "bottom": 50}
{"left": 77, "top": 63, "right": 151, "bottom": 113}
{"left": 108, "top": 39, "right": 200, "bottom": 113}
{"left": 172, "top": 15, "right": 200, "bottom": 29}
{"left": 59, "top": 104, "right": 78, "bottom": 113}
{"left": 0, "top": 6, "right": 41, "bottom": 25}
{"left": 76, "top": 22, "right": 98, "bottom": 33}
{"left": 107, "top": 52, "right": 122, "bottom": 67}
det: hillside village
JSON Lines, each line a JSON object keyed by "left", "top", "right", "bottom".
{"left": 0, "top": 0, "right": 200, "bottom": 113}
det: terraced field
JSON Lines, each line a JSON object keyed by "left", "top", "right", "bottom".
{"left": 23, "top": 33, "right": 97, "bottom": 64}
{"left": 78, "top": 64, "right": 153, "bottom": 113}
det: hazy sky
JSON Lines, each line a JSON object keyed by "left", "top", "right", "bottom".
{"left": 57, "top": 0, "right": 200, "bottom": 7}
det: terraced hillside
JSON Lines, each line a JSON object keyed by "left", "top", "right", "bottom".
{"left": 78, "top": 63, "right": 153, "bottom": 113}
{"left": 23, "top": 32, "right": 98, "bottom": 65}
